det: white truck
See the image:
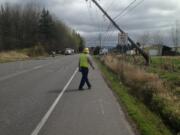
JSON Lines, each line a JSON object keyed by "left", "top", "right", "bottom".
{"left": 64, "top": 48, "right": 74, "bottom": 55}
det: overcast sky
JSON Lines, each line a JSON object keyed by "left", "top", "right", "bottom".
{"left": 0, "top": 0, "right": 179, "bottom": 46}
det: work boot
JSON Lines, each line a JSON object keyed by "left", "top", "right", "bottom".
{"left": 78, "top": 88, "right": 84, "bottom": 91}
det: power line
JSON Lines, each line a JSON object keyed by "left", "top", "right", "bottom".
{"left": 94, "top": 5, "right": 104, "bottom": 47}
{"left": 113, "top": 0, "right": 136, "bottom": 21}
{"left": 103, "top": 0, "right": 137, "bottom": 45}
{"left": 105, "top": 0, "right": 118, "bottom": 12}
{"left": 103, "top": 0, "right": 145, "bottom": 43}
{"left": 86, "top": 0, "right": 120, "bottom": 47}
{"left": 87, "top": 0, "right": 150, "bottom": 64}
{"left": 85, "top": 1, "right": 96, "bottom": 25}
{"left": 122, "top": 0, "right": 145, "bottom": 16}
{"left": 85, "top": 0, "right": 100, "bottom": 46}
{"left": 86, "top": 0, "right": 109, "bottom": 47}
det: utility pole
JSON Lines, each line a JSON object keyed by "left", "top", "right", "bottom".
{"left": 87, "top": 0, "right": 150, "bottom": 65}
{"left": 175, "top": 20, "right": 179, "bottom": 52}
{"left": 99, "top": 33, "right": 102, "bottom": 48}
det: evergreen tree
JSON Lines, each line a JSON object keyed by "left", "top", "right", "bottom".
{"left": 0, "top": 4, "right": 12, "bottom": 50}
{"left": 38, "top": 8, "right": 54, "bottom": 46}
{"left": 0, "top": 2, "right": 85, "bottom": 53}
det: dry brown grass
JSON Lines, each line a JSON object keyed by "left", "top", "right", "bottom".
{"left": 0, "top": 51, "right": 29, "bottom": 62}
{"left": 101, "top": 54, "right": 180, "bottom": 132}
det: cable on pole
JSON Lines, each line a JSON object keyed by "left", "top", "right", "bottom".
{"left": 122, "top": 0, "right": 145, "bottom": 16}
{"left": 113, "top": 0, "right": 137, "bottom": 21}
{"left": 85, "top": 0, "right": 150, "bottom": 65}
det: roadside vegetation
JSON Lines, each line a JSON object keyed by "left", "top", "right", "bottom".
{"left": 94, "top": 56, "right": 173, "bottom": 135}
{"left": 0, "top": 51, "right": 28, "bottom": 63}
{"left": 95, "top": 54, "right": 180, "bottom": 135}
{"left": 0, "top": 44, "right": 49, "bottom": 63}
{"left": 126, "top": 56, "right": 180, "bottom": 97}
{"left": 148, "top": 57, "right": 180, "bottom": 96}
{"left": 0, "top": 2, "right": 85, "bottom": 62}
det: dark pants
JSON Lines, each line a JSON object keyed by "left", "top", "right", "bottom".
{"left": 79, "top": 67, "right": 91, "bottom": 89}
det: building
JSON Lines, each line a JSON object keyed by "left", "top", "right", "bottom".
{"left": 99, "top": 48, "right": 108, "bottom": 55}
{"left": 171, "top": 46, "right": 180, "bottom": 53}
{"left": 144, "top": 45, "right": 180, "bottom": 56}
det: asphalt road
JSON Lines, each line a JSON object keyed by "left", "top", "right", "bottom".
{"left": 0, "top": 55, "right": 135, "bottom": 135}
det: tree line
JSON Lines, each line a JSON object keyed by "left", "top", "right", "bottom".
{"left": 0, "top": 3, "right": 85, "bottom": 53}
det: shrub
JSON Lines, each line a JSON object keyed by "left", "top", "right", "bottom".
{"left": 0, "top": 51, "right": 29, "bottom": 62}
{"left": 101, "top": 54, "right": 180, "bottom": 133}
{"left": 23, "top": 43, "right": 47, "bottom": 57}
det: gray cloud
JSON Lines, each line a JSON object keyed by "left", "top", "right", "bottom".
{"left": 0, "top": 0, "right": 179, "bottom": 46}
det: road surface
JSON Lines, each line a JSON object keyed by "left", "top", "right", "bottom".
{"left": 0, "top": 55, "right": 135, "bottom": 135}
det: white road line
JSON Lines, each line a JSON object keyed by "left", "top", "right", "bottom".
{"left": 0, "top": 60, "right": 59, "bottom": 82}
{"left": 33, "top": 65, "right": 43, "bottom": 70}
{"left": 99, "top": 99, "right": 105, "bottom": 115}
{"left": 0, "top": 65, "right": 44, "bottom": 82}
{"left": 31, "top": 67, "right": 78, "bottom": 135}
{"left": 0, "top": 56, "right": 64, "bottom": 82}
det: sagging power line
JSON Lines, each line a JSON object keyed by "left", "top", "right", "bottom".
{"left": 113, "top": 0, "right": 137, "bottom": 21}
{"left": 122, "top": 0, "right": 145, "bottom": 17}
{"left": 104, "top": 0, "right": 140, "bottom": 47}
{"left": 85, "top": 0, "right": 150, "bottom": 65}
{"left": 106, "top": 0, "right": 145, "bottom": 34}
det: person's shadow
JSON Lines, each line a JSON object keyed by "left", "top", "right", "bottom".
{"left": 65, "top": 89, "right": 80, "bottom": 93}
{"left": 48, "top": 89, "right": 80, "bottom": 94}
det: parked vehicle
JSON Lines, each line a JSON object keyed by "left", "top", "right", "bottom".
{"left": 99, "top": 48, "right": 108, "bottom": 55}
{"left": 64, "top": 48, "right": 74, "bottom": 55}
{"left": 51, "top": 51, "right": 56, "bottom": 57}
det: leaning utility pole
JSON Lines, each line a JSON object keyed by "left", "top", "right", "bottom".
{"left": 99, "top": 33, "right": 102, "bottom": 48}
{"left": 87, "top": 0, "right": 150, "bottom": 65}
{"left": 175, "top": 20, "right": 179, "bottom": 52}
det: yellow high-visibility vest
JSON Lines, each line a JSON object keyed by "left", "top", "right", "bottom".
{"left": 80, "top": 53, "right": 89, "bottom": 68}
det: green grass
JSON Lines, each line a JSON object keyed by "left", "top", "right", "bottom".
{"left": 151, "top": 57, "right": 180, "bottom": 68}
{"left": 149, "top": 57, "right": 180, "bottom": 96}
{"left": 125, "top": 56, "right": 180, "bottom": 96}
{"left": 94, "top": 57, "right": 173, "bottom": 135}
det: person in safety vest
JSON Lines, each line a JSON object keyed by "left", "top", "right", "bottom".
{"left": 78, "top": 48, "right": 95, "bottom": 90}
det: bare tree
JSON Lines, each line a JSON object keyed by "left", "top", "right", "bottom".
{"left": 138, "top": 32, "right": 150, "bottom": 49}
{"left": 151, "top": 31, "right": 164, "bottom": 45}
{"left": 171, "top": 27, "right": 176, "bottom": 46}
{"left": 171, "top": 20, "right": 180, "bottom": 52}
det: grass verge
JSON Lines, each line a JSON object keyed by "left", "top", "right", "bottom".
{"left": 125, "top": 55, "right": 180, "bottom": 96}
{"left": 0, "top": 45, "right": 48, "bottom": 63}
{"left": 101, "top": 54, "right": 179, "bottom": 133}
{"left": 0, "top": 51, "right": 29, "bottom": 63}
{"left": 94, "top": 56, "right": 173, "bottom": 135}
